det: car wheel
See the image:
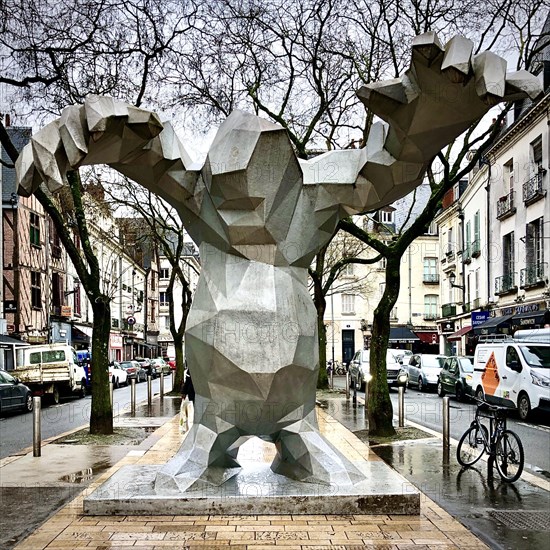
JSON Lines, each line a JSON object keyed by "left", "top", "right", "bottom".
{"left": 418, "top": 377, "right": 424, "bottom": 392}
{"left": 51, "top": 385, "right": 60, "bottom": 405}
{"left": 455, "top": 384, "right": 464, "bottom": 402}
{"left": 475, "top": 387, "right": 485, "bottom": 402}
{"left": 24, "top": 393, "right": 33, "bottom": 413}
{"left": 437, "top": 380, "right": 445, "bottom": 397}
{"left": 518, "top": 393, "right": 531, "bottom": 421}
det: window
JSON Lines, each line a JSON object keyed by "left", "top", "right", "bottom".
{"left": 159, "top": 291, "right": 170, "bottom": 306}
{"left": 342, "top": 263, "right": 354, "bottom": 277}
{"left": 31, "top": 271, "right": 41, "bottom": 308}
{"left": 341, "top": 294, "right": 355, "bottom": 314}
{"left": 151, "top": 273, "right": 156, "bottom": 291}
{"left": 381, "top": 210, "right": 394, "bottom": 224}
{"left": 473, "top": 211, "right": 480, "bottom": 254}
{"left": 426, "top": 221, "right": 438, "bottom": 235}
{"left": 526, "top": 218, "right": 544, "bottom": 267}
{"left": 150, "top": 300, "right": 156, "bottom": 323}
{"left": 465, "top": 221, "right": 471, "bottom": 258}
{"left": 30, "top": 212, "right": 41, "bottom": 247}
{"left": 504, "top": 158, "right": 514, "bottom": 192}
{"left": 162, "top": 315, "right": 170, "bottom": 330}
{"left": 423, "top": 258, "right": 437, "bottom": 282}
{"left": 475, "top": 269, "right": 480, "bottom": 299}
{"left": 424, "top": 295, "right": 438, "bottom": 318}
{"left": 446, "top": 227, "right": 454, "bottom": 255}
{"left": 159, "top": 268, "right": 170, "bottom": 279}
{"left": 531, "top": 136, "right": 543, "bottom": 173}
{"left": 52, "top": 272, "right": 63, "bottom": 308}
{"left": 503, "top": 231, "right": 515, "bottom": 283}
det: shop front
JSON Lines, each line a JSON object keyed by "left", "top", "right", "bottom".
{"left": 510, "top": 306, "right": 550, "bottom": 331}
{"left": 110, "top": 333, "right": 123, "bottom": 361}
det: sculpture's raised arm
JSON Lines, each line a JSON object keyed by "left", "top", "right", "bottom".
{"left": 303, "top": 32, "right": 542, "bottom": 215}
{"left": 16, "top": 95, "right": 198, "bottom": 208}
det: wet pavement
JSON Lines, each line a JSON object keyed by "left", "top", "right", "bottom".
{"left": 0, "top": 395, "right": 183, "bottom": 550}
{"left": 324, "top": 395, "right": 550, "bottom": 550}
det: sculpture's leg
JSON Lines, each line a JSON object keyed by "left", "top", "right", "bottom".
{"left": 154, "top": 398, "right": 246, "bottom": 493}
{"left": 271, "top": 411, "right": 365, "bottom": 487}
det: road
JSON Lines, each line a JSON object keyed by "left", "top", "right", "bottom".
{"left": 0, "top": 377, "right": 173, "bottom": 459}
{"left": 333, "top": 376, "right": 550, "bottom": 481}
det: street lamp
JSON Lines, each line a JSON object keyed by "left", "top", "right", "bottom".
{"left": 448, "top": 271, "right": 464, "bottom": 290}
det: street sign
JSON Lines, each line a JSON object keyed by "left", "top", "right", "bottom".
{"left": 471, "top": 311, "right": 490, "bottom": 327}
{"left": 126, "top": 316, "right": 136, "bottom": 326}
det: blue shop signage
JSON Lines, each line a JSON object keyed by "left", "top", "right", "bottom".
{"left": 471, "top": 311, "right": 490, "bottom": 326}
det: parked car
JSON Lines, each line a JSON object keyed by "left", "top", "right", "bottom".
{"left": 0, "top": 369, "right": 33, "bottom": 414}
{"left": 406, "top": 354, "right": 447, "bottom": 391}
{"left": 151, "top": 358, "right": 171, "bottom": 375}
{"left": 119, "top": 360, "right": 146, "bottom": 382}
{"left": 349, "top": 349, "right": 408, "bottom": 392}
{"left": 437, "top": 356, "right": 474, "bottom": 401}
{"left": 168, "top": 359, "right": 177, "bottom": 371}
{"left": 108, "top": 361, "right": 129, "bottom": 388}
{"left": 136, "top": 358, "right": 157, "bottom": 379}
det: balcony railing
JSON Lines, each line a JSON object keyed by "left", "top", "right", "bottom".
{"left": 496, "top": 190, "right": 516, "bottom": 220}
{"left": 423, "top": 313, "right": 438, "bottom": 321}
{"left": 423, "top": 273, "right": 439, "bottom": 284}
{"left": 520, "top": 262, "right": 547, "bottom": 288}
{"left": 523, "top": 173, "right": 546, "bottom": 204}
{"left": 441, "top": 303, "right": 456, "bottom": 317}
{"left": 495, "top": 273, "right": 517, "bottom": 295}
{"left": 472, "top": 239, "right": 481, "bottom": 257}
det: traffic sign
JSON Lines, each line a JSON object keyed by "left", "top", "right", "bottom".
{"left": 126, "top": 316, "right": 136, "bottom": 326}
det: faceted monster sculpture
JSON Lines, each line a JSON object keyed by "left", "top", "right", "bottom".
{"left": 17, "top": 33, "right": 540, "bottom": 492}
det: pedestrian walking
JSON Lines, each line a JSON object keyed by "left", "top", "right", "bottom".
{"left": 179, "top": 368, "right": 195, "bottom": 434}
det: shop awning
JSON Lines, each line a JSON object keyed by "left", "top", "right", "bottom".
{"left": 415, "top": 331, "right": 438, "bottom": 344}
{"left": 71, "top": 326, "right": 91, "bottom": 344}
{"left": 389, "top": 327, "right": 420, "bottom": 343}
{"left": 511, "top": 309, "right": 549, "bottom": 329}
{"left": 473, "top": 314, "right": 514, "bottom": 335}
{"left": 447, "top": 326, "right": 472, "bottom": 341}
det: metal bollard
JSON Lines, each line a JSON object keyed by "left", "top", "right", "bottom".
{"left": 130, "top": 378, "right": 136, "bottom": 416}
{"left": 345, "top": 371, "right": 350, "bottom": 400}
{"left": 352, "top": 378, "right": 357, "bottom": 407}
{"left": 160, "top": 372, "right": 164, "bottom": 398}
{"left": 329, "top": 369, "right": 333, "bottom": 390}
{"left": 442, "top": 396, "right": 450, "bottom": 463}
{"left": 147, "top": 374, "right": 152, "bottom": 406}
{"left": 171, "top": 369, "right": 175, "bottom": 390}
{"left": 398, "top": 386, "right": 405, "bottom": 428}
{"left": 364, "top": 382, "right": 368, "bottom": 418}
{"left": 33, "top": 396, "right": 41, "bottom": 457}
{"left": 109, "top": 381, "right": 114, "bottom": 406}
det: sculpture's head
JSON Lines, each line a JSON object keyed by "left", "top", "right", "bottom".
{"left": 204, "top": 110, "right": 302, "bottom": 213}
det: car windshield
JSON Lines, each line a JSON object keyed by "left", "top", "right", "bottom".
{"left": 120, "top": 362, "right": 133, "bottom": 368}
{"left": 519, "top": 345, "right": 550, "bottom": 369}
{"left": 423, "top": 356, "right": 445, "bottom": 368}
{"left": 458, "top": 358, "right": 474, "bottom": 372}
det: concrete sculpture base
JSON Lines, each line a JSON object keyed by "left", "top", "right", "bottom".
{"left": 84, "top": 460, "right": 419, "bottom": 516}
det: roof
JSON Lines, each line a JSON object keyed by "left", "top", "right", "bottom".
{"left": 447, "top": 326, "right": 472, "bottom": 341}
{"left": 1, "top": 127, "right": 32, "bottom": 205}
{"left": 0, "top": 335, "right": 29, "bottom": 347}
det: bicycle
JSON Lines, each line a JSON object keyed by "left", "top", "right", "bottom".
{"left": 456, "top": 399, "right": 524, "bottom": 482}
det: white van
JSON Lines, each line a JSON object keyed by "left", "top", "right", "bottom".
{"left": 15, "top": 344, "right": 87, "bottom": 404}
{"left": 472, "top": 330, "right": 550, "bottom": 420}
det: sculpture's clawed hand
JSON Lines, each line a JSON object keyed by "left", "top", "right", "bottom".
{"left": 357, "top": 32, "right": 543, "bottom": 163}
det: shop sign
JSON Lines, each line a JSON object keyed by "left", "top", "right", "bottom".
{"left": 471, "top": 311, "right": 490, "bottom": 326}
{"left": 3, "top": 300, "right": 17, "bottom": 314}
{"left": 441, "top": 321, "right": 455, "bottom": 334}
{"left": 501, "top": 303, "right": 540, "bottom": 316}
{"left": 110, "top": 334, "right": 123, "bottom": 348}
{"left": 61, "top": 305, "right": 72, "bottom": 317}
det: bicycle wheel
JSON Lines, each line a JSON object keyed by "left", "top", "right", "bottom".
{"left": 457, "top": 424, "right": 488, "bottom": 467}
{"left": 495, "top": 430, "right": 524, "bottom": 482}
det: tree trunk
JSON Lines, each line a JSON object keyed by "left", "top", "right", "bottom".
{"left": 367, "top": 256, "right": 400, "bottom": 437}
{"left": 89, "top": 298, "right": 113, "bottom": 434}
{"left": 313, "top": 281, "right": 328, "bottom": 389}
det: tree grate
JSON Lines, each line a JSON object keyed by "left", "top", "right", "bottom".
{"left": 489, "top": 510, "right": 550, "bottom": 531}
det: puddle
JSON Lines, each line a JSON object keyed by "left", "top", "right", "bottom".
{"left": 59, "top": 460, "right": 114, "bottom": 483}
